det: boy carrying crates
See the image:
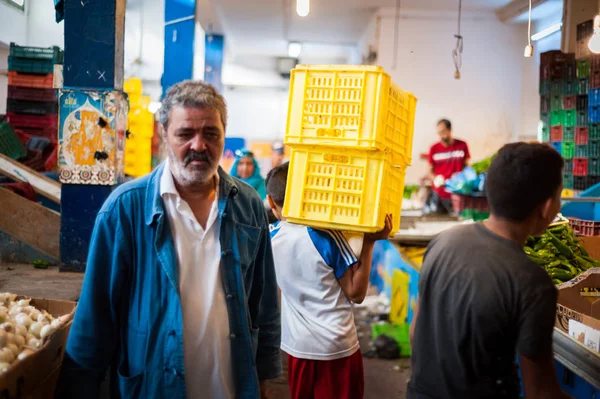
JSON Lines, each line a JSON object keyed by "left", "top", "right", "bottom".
{"left": 266, "top": 162, "right": 392, "bottom": 399}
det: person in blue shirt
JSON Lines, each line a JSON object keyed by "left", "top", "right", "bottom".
{"left": 56, "top": 81, "right": 282, "bottom": 399}
{"left": 230, "top": 149, "right": 267, "bottom": 200}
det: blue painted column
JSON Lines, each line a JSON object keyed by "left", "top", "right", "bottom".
{"left": 162, "top": 0, "right": 197, "bottom": 96}
{"left": 204, "top": 34, "right": 224, "bottom": 93}
{"left": 59, "top": 0, "right": 126, "bottom": 272}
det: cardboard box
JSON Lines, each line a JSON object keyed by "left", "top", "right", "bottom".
{"left": 569, "top": 319, "right": 600, "bottom": 353}
{"left": 556, "top": 269, "right": 600, "bottom": 334}
{"left": 0, "top": 297, "right": 76, "bottom": 399}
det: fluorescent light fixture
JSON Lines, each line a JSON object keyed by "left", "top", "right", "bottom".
{"left": 531, "top": 23, "right": 562, "bottom": 42}
{"left": 296, "top": 0, "right": 309, "bottom": 17}
{"left": 288, "top": 42, "right": 302, "bottom": 58}
{"left": 589, "top": 16, "right": 600, "bottom": 54}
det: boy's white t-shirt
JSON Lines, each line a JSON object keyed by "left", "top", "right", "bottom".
{"left": 270, "top": 221, "right": 360, "bottom": 360}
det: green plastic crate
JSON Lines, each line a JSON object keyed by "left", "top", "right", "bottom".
{"left": 576, "top": 144, "right": 589, "bottom": 158}
{"left": 551, "top": 96, "right": 563, "bottom": 111}
{"left": 562, "top": 142, "right": 575, "bottom": 159}
{"left": 591, "top": 124, "right": 600, "bottom": 140}
{"left": 372, "top": 323, "right": 411, "bottom": 358}
{"left": 0, "top": 122, "right": 26, "bottom": 160}
{"left": 577, "top": 59, "right": 591, "bottom": 79}
{"left": 577, "top": 110, "right": 588, "bottom": 126}
{"left": 563, "top": 173, "right": 574, "bottom": 189}
{"left": 564, "top": 159, "right": 574, "bottom": 174}
{"left": 540, "top": 127, "right": 550, "bottom": 142}
{"left": 9, "top": 43, "right": 64, "bottom": 64}
{"left": 589, "top": 158, "right": 600, "bottom": 176}
{"left": 564, "top": 81, "right": 577, "bottom": 96}
{"left": 578, "top": 78, "right": 589, "bottom": 95}
{"left": 551, "top": 81, "right": 564, "bottom": 96}
{"left": 8, "top": 56, "right": 54, "bottom": 74}
{"left": 551, "top": 110, "right": 565, "bottom": 126}
{"left": 564, "top": 127, "right": 575, "bottom": 141}
{"left": 590, "top": 139, "right": 600, "bottom": 157}
{"left": 541, "top": 112, "right": 551, "bottom": 129}
{"left": 565, "top": 110, "right": 577, "bottom": 127}
{"left": 540, "top": 80, "right": 551, "bottom": 95}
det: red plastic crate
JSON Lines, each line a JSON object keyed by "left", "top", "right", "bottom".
{"left": 592, "top": 55, "right": 600, "bottom": 73}
{"left": 7, "top": 86, "right": 56, "bottom": 102}
{"left": 569, "top": 218, "right": 600, "bottom": 236}
{"left": 6, "top": 113, "right": 58, "bottom": 130}
{"left": 575, "top": 126, "right": 590, "bottom": 144}
{"left": 574, "top": 158, "right": 589, "bottom": 176}
{"left": 451, "top": 194, "right": 489, "bottom": 214}
{"left": 592, "top": 73, "right": 600, "bottom": 89}
{"left": 541, "top": 51, "right": 575, "bottom": 65}
{"left": 13, "top": 127, "right": 57, "bottom": 142}
{"left": 7, "top": 72, "right": 53, "bottom": 89}
{"left": 551, "top": 125, "right": 563, "bottom": 142}
{"left": 563, "top": 95, "right": 577, "bottom": 110}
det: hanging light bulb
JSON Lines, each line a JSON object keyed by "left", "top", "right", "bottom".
{"left": 524, "top": 0, "right": 533, "bottom": 58}
{"left": 296, "top": 0, "right": 309, "bottom": 17}
{"left": 589, "top": 15, "right": 600, "bottom": 54}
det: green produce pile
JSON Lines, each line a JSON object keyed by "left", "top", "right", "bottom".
{"left": 471, "top": 154, "right": 496, "bottom": 175}
{"left": 403, "top": 184, "right": 419, "bottom": 200}
{"left": 525, "top": 224, "right": 600, "bottom": 285}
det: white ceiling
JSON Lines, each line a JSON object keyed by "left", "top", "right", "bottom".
{"left": 204, "top": 0, "right": 516, "bottom": 61}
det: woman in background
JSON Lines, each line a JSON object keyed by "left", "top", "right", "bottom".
{"left": 230, "top": 149, "right": 267, "bottom": 200}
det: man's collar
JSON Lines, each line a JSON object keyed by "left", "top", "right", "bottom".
{"left": 145, "top": 160, "right": 239, "bottom": 226}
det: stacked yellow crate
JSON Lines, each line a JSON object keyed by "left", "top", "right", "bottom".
{"left": 283, "top": 65, "right": 417, "bottom": 235}
{"left": 124, "top": 78, "right": 153, "bottom": 177}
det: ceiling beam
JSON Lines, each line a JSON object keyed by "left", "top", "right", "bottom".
{"left": 496, "top": 0, "right": 550, "bottom": 23}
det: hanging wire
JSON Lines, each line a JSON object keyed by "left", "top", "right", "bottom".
{"left": 524, "top": 0, "right": 534, "bottom": 57}
{"left": 527, "top": 0, "right": 532, "bottom": 47}
{"left": 392, "top": 0, "right": 401, "bottom": 69}
{"left": 452, "top": 0, "right": 463, "bottom": 79}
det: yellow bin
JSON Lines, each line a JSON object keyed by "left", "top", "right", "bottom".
{"left": 285, "top": 65, "right": 417, "bottom": 165}
{"left": 283, "top": 146, "right": 406, "bottom": 234}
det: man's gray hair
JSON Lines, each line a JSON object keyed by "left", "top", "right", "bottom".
{"left": 159, "top": 80, "right": 227, "bottom": 130}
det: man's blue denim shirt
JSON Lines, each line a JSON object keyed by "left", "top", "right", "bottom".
{"left": 56, "top": 163, "right": 282, "bottom": 398}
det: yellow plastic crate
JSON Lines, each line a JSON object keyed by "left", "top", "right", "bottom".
{"left": 285, "top": 65, "right": 417, "bottom": 165}
{"left": 283, "top": 146, "right": 405, "bottom": 234}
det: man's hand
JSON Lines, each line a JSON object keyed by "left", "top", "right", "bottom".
{"left": 260, "top": 381, "right": 269, "bottom": 399}
{"left": 365, "top": 214, "right": 393, "bottom": 242}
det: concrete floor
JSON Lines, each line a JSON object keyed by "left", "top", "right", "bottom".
{"left": 0, "top": 263, "right": 410, "bottom": 398}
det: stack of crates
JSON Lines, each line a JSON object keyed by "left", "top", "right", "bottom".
{"left": 541, "top": 41, "right": 600, "bottom": 193}
{"left": 123, "top": 78, "right": 154, "bottom": 177}
{"left": 5, "top": 43, "right": 62, "bottom": 171}
{"left": 282, "top": 65, "right": 417, "bottom": 235}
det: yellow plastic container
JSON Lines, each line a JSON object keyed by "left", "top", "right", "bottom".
{"left": 124, "top": 78, "right": 143, "bottom": 95}
{"left": 283, "top": 146, "right": 405, "bottom": 234}
{"left": 285, "top": 65, "right": 417, "bottom": 165}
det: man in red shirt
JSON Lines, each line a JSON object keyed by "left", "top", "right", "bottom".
{"left": 428, "top": 119, "right": 470, "bottom": 212}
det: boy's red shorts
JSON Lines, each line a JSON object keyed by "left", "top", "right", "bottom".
{"left": 287, "top": 350, "right": 364, "bottom": 399}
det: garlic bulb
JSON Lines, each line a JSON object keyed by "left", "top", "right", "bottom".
{"left": 17, "top": 300, "right": 30, "bottom": 308}
{"left": 15, "top": 325, "right": 27, "bottom": 338}
{"left": 27, "top": 338, "right": 41, "bottom": 349}
{"left": 9, "top": 307, "right": 22, "bottom": 317}
{"left": 6, "top": 333, "right": 15, "bottom": 346}
{"left": 29, "top": 322, "right": 42, "bottom": 338}
{"left": 40, "top": 325, "right": 54, "bottom": 339}
{"left": 0, "top": 362, "right": 9, "bottom": 372}
{"left": 0, "top": 348, "right": 15, "bottom": 363}
{"left": 13, "top": 334, "right": 24, "bottom": 348}
{"left": 50, "top": 319, "right": 61, "bottom": 329}
{"left": 0, "top": 323, "right": 13, "bottom": 334}
{"left": 15, "top": 314, "right": 32, "bottom": 328}
{"left": 17, "top": 349, "right": 33, "bottom": 361}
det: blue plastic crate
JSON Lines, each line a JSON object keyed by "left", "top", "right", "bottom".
{"left": 551, "top": 141, "right": 562, "bottom": 154}
{"left": 590, "top": 105, "right": 600, "bottom": 123}
{"left": 591, "top": 88, "right": 600, "bottom": 106}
